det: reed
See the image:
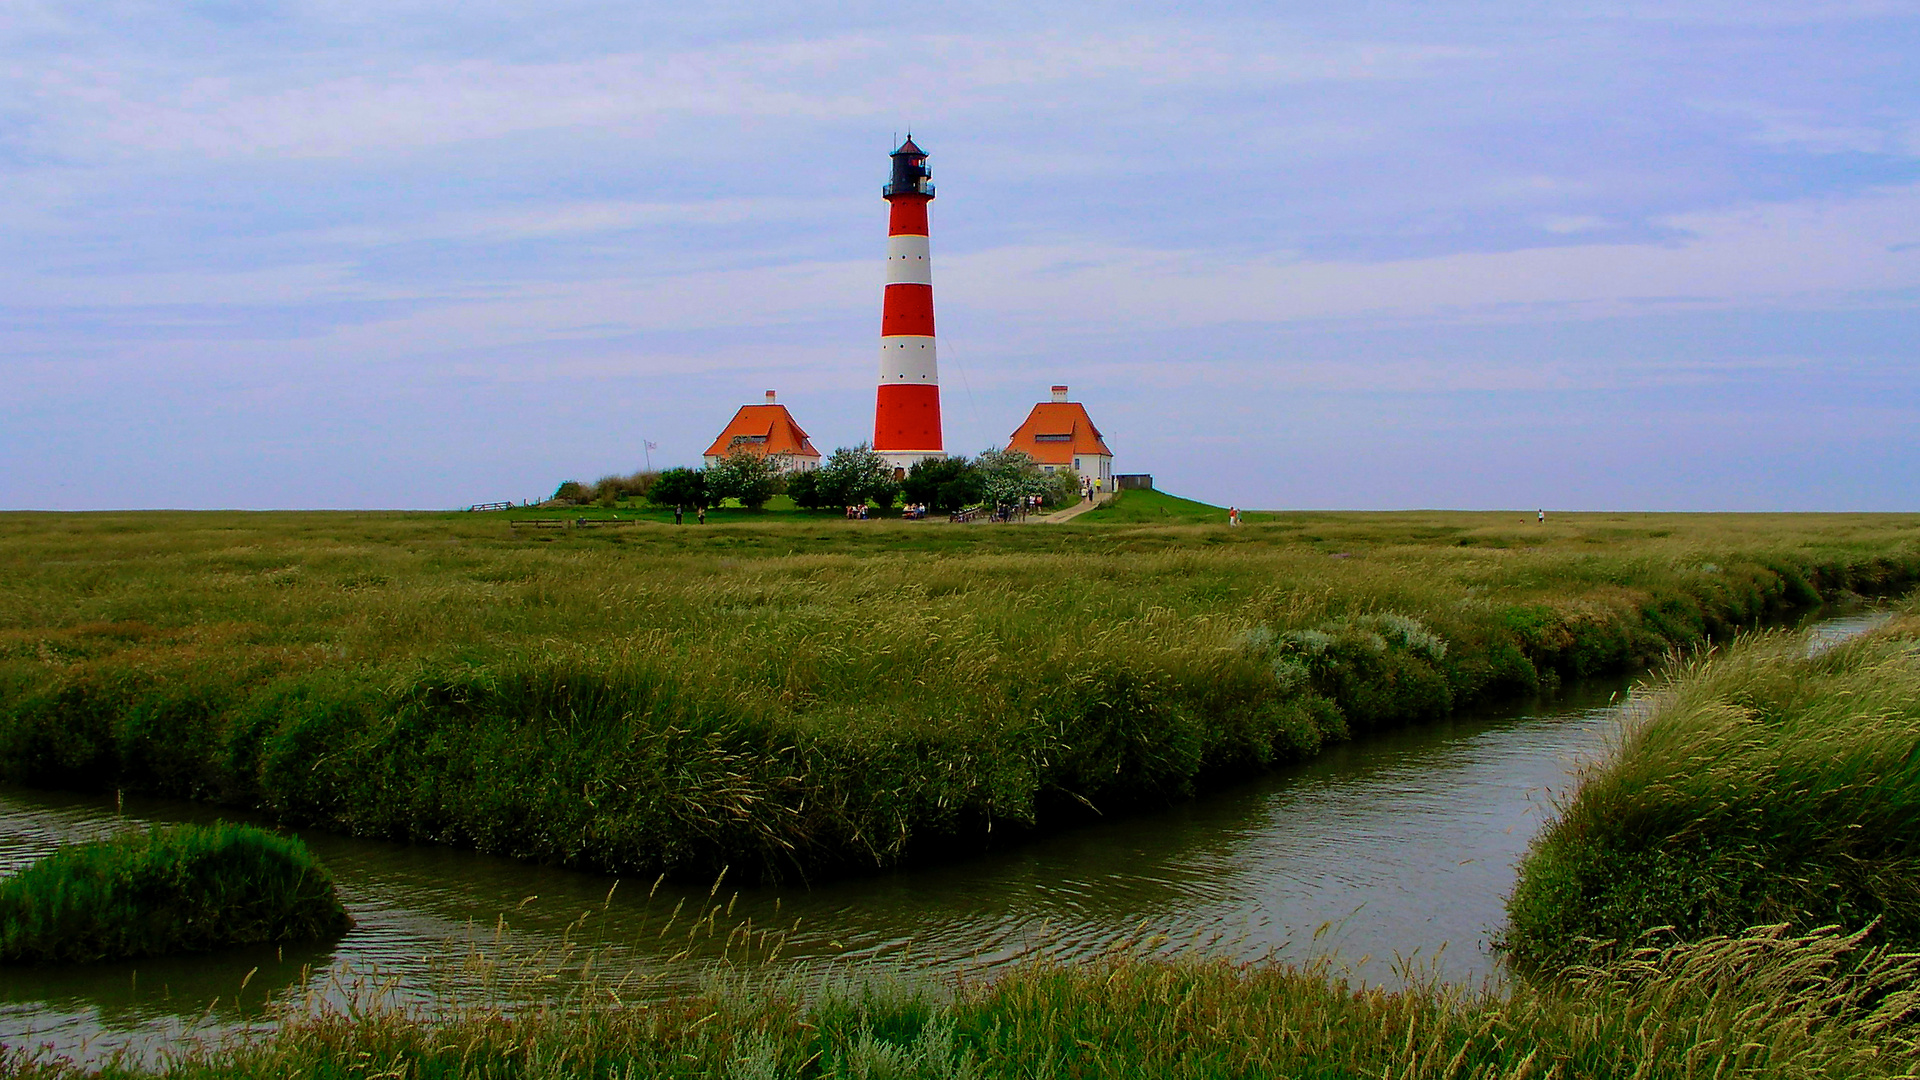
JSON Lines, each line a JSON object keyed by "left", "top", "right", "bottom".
{"left": 1, "top": 510, "right": 1915, "bottom": 882}
{"left": 0, "top": 821, "right": 350, "bottom": 964}
{"left": 1503, "top": 604, "right": 1920, "bottom": 971}
{"left": 7, "top": 924, "right": 1915, "bottom": 1078}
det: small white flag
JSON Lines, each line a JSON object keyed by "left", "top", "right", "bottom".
{"left": 645, "top": 441, "right": 658, "bottom": 450}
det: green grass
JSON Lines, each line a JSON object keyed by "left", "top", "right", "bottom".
{"left": 1503, "top": 602, "right": 1920, "bottom": 971}
{"left": 0, "top": 822, "right": 350, "bottom": 965}
{"left": 1080, "top": 487, "right": 1225, "bottom": 523}
{"left": 8, "top": 925, "right": 1917, "bottom": 1078}
{"left": 1, "top": 509, "right": 1917, "bottom": 882}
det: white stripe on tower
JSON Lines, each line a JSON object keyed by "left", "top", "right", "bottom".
{"left": 884, "top": 236, "right": 932, "bottom": 285}
{"left": 880, "top": 336, "right": 937, "bottom": 382}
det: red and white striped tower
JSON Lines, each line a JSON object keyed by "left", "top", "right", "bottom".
{"left": 872, "top": 136, "right": 944, "bottom": 475}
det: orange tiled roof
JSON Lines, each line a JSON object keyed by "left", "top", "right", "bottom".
{"left": 1005, "top": 402, "right": 1113, "bottom": 466}
{"left": 703, "top": 404, "right": 821, "bottom": 460}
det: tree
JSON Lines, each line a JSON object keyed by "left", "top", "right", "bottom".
{"left": 815, "top": 444, "right": 899, "bottom": 510}
{"left": 551, "top": 480, "right": 589, "bottom": 504}
{"left": 646, "top": 467, "right": 710, "bottom": 510}
{"left": 1043, "top": 467, "right": 1082, "bottom": 509}
{"left": 785, "top": 468, "right": 824, "bottom": 510}
{"left": 705, "top": 451, "right": 782, "bottom": 510}
{"left": 902, "top": 456, "right": 982, "bottom": 513}
{"left": 975, "top": 448, "right": 1049, "bottom": 511}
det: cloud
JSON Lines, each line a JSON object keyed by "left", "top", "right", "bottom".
{"left": 1693, "top": 99, "right": 1913, "bottom": 155}
{"left": 296, "top": 197, "right": 836, "bottom": 246}
{"left": 13, "top": 25, "right": 1482, "bottom": 165}
{"left": 937, "top": 184, "right": 1920, "bottom": 331}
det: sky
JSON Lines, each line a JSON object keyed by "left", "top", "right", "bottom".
{"left": 3, "top": 1, "right": 1917, "bottom": 511}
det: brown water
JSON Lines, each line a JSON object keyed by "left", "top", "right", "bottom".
{"left": 0, "top": 611, "right": 1891, "bottom": 1066}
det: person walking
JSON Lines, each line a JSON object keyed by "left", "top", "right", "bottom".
{"left": 1538, "top": 508, "right": 1546, "bottom": 525}
{"left": 674, "top": 506, "right": 683, "bottom": 526}
{"left": 697, "top": 505, "right": 706, "bottom": 525}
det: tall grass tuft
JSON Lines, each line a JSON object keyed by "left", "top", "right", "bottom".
{"left": 8, "top": 924, "right": 1915, "bottom": 1078}
{"left": 0, "top": 821, "right": 350, "bottom": 964}
{"left": 1504, "top": 605, "right": 1920, "bottom": 971}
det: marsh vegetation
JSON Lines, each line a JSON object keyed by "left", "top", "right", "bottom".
{"left": 1504, "top": 602, "right": 1920, "bottom": 970}
{"left": 7, "top": 923, "right": 1916, "bottom": 1079}
{"left": 0, "top": 822, "right": 348, "bottom": 965}
{"left": 0, "top": 508, "right": 1914, "bottom": 881}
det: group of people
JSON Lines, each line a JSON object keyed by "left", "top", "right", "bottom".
{"left": 671, "top": 506, "right": 705, "bottom": 525}
{"left": 844, "top": 504, "right": 871, "bottom": 519}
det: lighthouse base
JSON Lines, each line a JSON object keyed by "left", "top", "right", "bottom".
{"left": 877, "top": 450, "right": 945, "bottom": 478}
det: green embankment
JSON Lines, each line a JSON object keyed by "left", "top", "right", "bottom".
{"left": 1, "top": 510, "right": 1916, "bottom": 881}
{"left": 1081, "top": 488, "right": 1227, "bottom": 524}
{"left": 1503, "top": 604, "right": 1920, "bottom": 971}
{"left": 9, "top": 929, "right": 1917, "bottom": 1079}
{"left": 0, "top": 822, "right": 350, "bottom": 964}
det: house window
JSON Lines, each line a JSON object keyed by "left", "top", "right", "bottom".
{"left": 1074, "top": 458, "right": 1082, "bottom": 470}
{"left": 1033, "top": 433, "right": 1071, "bottom": 442}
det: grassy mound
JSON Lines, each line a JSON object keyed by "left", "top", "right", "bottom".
{"left": 1503, "top": 607, "right": 1920, "bottom": 971}
{"left": 8, "top": 927, "right": 1915, "bottom": 1079}
{"left": 0, "top": 821, "right": 351, "bottom": 964}
{"left": 1081, "top": 487, "right": 1225, "bottom": 523}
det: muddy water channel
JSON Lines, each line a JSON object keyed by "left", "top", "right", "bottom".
{"left": 2, "top": 612, "right": 1892, "bottom": 1066}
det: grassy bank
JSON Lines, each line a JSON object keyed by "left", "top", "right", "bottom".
{"left": 8, "top": 925, "right": 1916, "bottom": 1078}
{"left": 1080, "top": 488, "right": 1226, "bottom": 524}
{"left": 0, "top": 822, "right": 349, "bottom": 964}
{"left": 1, "top": 510, "right": 1916, "bottom": 881}
{"left": 1503, "top": 604, "right": 1920, "bottom": 972}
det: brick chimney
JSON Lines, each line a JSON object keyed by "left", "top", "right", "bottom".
{"left": 1051, "top": 385, "right": 1069, "bottom": 403}
{"left": 765, "top": 390, "right": 777, "bottom": 403}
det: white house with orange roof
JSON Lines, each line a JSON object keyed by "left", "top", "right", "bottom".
{"left": 1005, "top": 385, "right": 1113, "bottom": 487}
{"left": 702, "top": 391, "right": 822, "bottom": 472}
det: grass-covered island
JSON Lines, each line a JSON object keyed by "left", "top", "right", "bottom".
{"left": 1503, "top": 604, "right": 1920, "bottom": 971}
{"left": 1, "top": 505, "right": 1917, "bottom": 882}
{"left": 0, "top": 822, "right": 349, "bottom": 964}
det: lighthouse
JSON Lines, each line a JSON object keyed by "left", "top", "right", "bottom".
{"left": 872, "top": 136, "right": 944, "bottom": 475}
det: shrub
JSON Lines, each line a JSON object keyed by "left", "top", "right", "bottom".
{"left": 785, "top": 468, "right": 824, "bottom": 509}
{"left": 592, "top": 471, "right": 658, "bottom": 504}
{"left": 814, "top": 444, "right": 897, "bottom": 509}
{"left": 0, "top": 822, "right": 351, "bottom": 964}
{"left": 646, "top": 467, "right": 709, "bottom": 510}
{"left": 706, "top": 451, "right": 781, "bottom": 510}
{"left": 901, "top": 456, "right": 981, "bottom": 513}
{"left": 975, "top": 448, "right": 1048, "bottom": 510}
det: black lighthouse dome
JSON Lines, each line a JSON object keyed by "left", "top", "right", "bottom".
{"left": 884, "top": 136, "right": 933, "bottom": 198}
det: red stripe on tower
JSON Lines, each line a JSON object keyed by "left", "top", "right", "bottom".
{"left": 872, "top": 136, "right": 944, "bottom": 475}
